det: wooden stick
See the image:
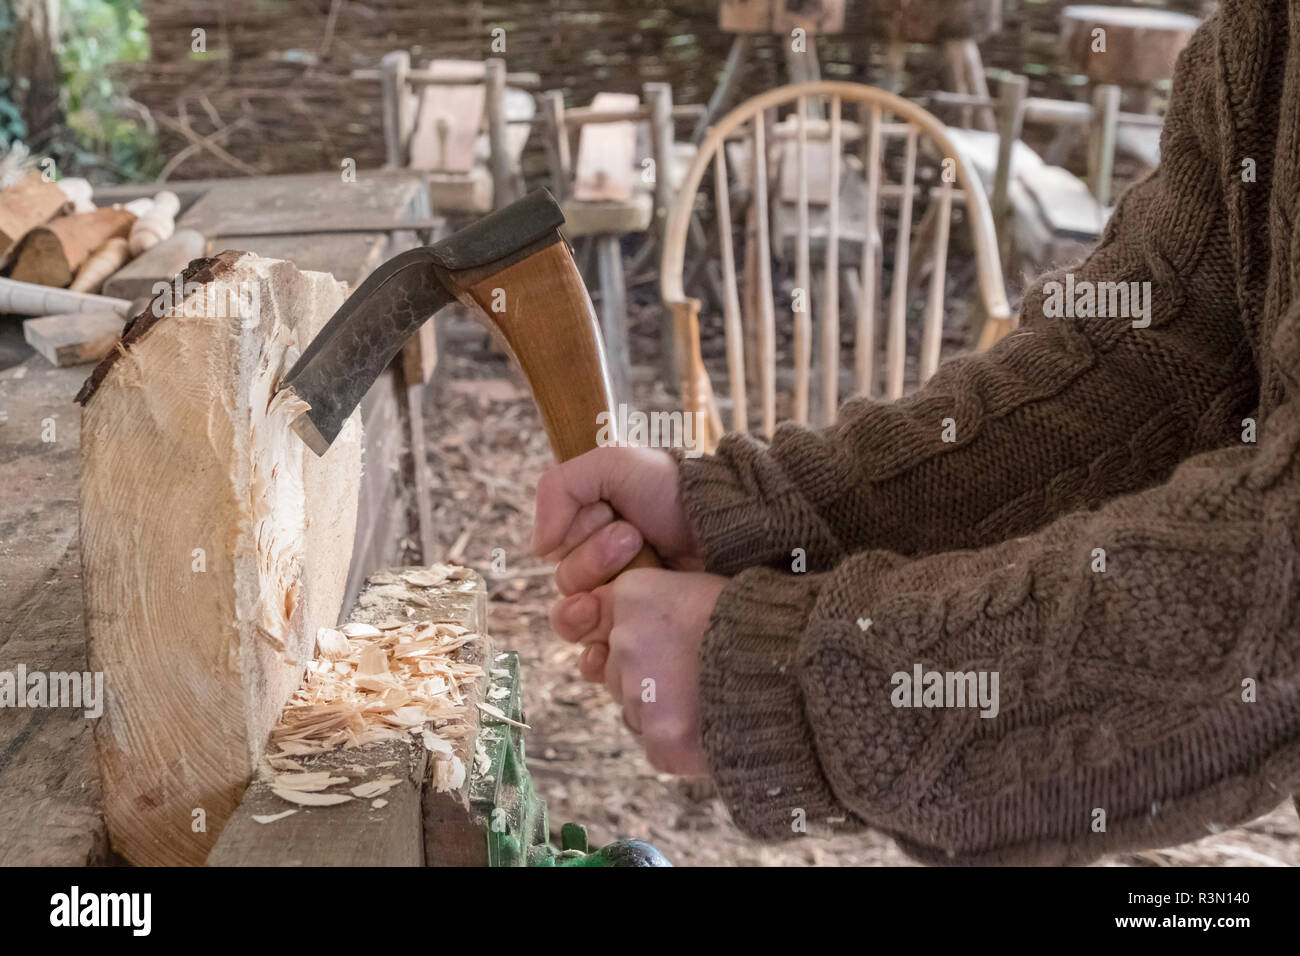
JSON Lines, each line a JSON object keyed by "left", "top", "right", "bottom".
{"left": 70, "top": 237, "right": 132, "bottom": 294}
{"left": 128, "top": 191, "right": 180, "bottom": 256}
{"left": 794, "top": 97, "right": 811, "bottom": 425}
{"left": 0, "top": 276, "right": 132, "bottom": 318}
{"left": 887, "top": 127, "right": 919, "bottom": 400}
{"left": 713, "top": 147, "right": 747, "bottom": 434}
{"left": 921, "top": 179, "right": 953, "bottom": 383}
{"left": 821, "top": 95, "right": 842, "bottom": 426}
{"left": 857, "top": 103, "right": 883, "bottom": 397}
{"left": 753, "top": 114, "right": 776, "bottom": 438}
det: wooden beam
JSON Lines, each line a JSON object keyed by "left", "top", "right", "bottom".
{"left": 77, "top": 251, "right": 363, "bottom": 866}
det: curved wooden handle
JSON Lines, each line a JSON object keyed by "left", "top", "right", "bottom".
{"left": 448, "top": 238, "right": 664, "bottom": 577}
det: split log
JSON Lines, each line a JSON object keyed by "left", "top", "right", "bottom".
{"left": 77, "top": 251, "right": 363, "bottom": 866}
{"left": 9, "top": 207, "right": 135, "bottom": 288}
{"left": 128, "top": 190, "right": 180, "bottom": 255}
{"left": 0, "top": 169, "right": 68, "bottom": 260}
{"left": 23, "top": 311, "right": 124, "bottom": 366}
{"left": 102, "top": 229, "right": 206, "bottom": 301}
{"left": 69, "top": 237, "right": 132, "bottom": 293}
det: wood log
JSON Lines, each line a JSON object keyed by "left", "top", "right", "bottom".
{"left": 102, "top": 228, "right": 206, "bottom": 301}
{"left": 69, "top": 236, "right": 132, "bottom": 293}
{"left": 1061, "top": 6, "right": 1200, "bottom": 86}
{"left": 23, "top": 311, "right": 124, "bottom": 367}
{"left": 77, "top": 251, "right": 363, "bottom": 866}
{"left": 0, "top": 169, "right": 68, "bottom": 261}
{"left": 873, "top": 0, "right": 1001, "bottom": 43}
{"left": 9, "top": 208, "right": 135, "bottom": 288}
{"left": 128, "top": 190, "right": 180, "bottom": 255}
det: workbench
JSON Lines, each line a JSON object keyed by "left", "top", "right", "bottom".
{"left": 0, "top": 170, "right": 446, "bottom": 864}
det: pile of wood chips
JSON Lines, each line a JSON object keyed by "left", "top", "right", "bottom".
{"left": 264, "top": 566, "right": 485, "bottom": 799}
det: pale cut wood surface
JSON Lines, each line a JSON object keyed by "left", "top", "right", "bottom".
{"left": 714, "top": 148, "right": 746, "bottom": 434}
{"left": 207, "top": 570, "right": 489, "bottom": 866}
{"left": 78, "top": 252, "right": 363, "bottom": 865}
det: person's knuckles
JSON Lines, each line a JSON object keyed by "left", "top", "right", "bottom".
{"left": 554, "top": 521, "right": 642, "bottom": 595}
{"left": 550, "top": 592, "right": 598, "bottom": 641}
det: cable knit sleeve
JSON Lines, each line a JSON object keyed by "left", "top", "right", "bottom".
{"left": 698, "top": 316, "right": 1300, "bottom": 865}
{"left": 680, "top": 6, "right": 1267, "bottom": 571}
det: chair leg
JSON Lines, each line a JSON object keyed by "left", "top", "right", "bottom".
{"left": 595, "top": 233, "right": 629, "bottom": 404}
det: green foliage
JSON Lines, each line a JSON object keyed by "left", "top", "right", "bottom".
{"left": 0, "top": 4, "right": 29, "bottom": 149}
{"left": 58, "top": 0, "right": 161, "bottom": 180}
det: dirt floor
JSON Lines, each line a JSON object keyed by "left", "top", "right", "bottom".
{"left": 422, "top": 313, "right": 1300, "bottom": 868}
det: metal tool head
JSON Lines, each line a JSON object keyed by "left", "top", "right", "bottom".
{"left": 280, "top": 189, "right": 566, "bottom": 455}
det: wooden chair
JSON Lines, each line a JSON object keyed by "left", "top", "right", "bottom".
{"left": 367, "top": 53, "right": 538, "bottom": 213}
{"left": 661, "top": 81, "right": 1014, "bottom": 452}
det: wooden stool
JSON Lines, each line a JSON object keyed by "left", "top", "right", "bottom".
{"left": 874, "top": 0, "right": 1003, "bottom": 132}
{"left": 1061, "top": 5, "right": 1200, "bottom": 204}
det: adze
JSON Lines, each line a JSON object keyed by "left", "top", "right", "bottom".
{"left": 279, "top": 187, "right": 660, "bottom": 574}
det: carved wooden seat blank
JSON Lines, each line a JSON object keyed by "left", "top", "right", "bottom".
{"left": 661, "top": 81, "right": 1014, "bottom": 452}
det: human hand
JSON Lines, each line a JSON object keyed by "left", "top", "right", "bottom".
{"left": 550, "top": 567, "right": 726, "bottom": 775}
{"left": 532, "top": 446, "right": 703, "bottom": 598}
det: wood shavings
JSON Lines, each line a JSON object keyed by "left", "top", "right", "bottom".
{"left": 252, "top": 809, "right": 299, "bottom": 824}
{"left": 477, "top": 701, "right": 530, "bottom": 729}
{"left": 371, "top": 799, "right": 388, "bottom": 809}
{"left": 316, "top": 626, "right": 352, "bottom": 661}
{"left": 266, "top": 756, "right": 305, "bottom": 772}
{"left": 274, "top": 771, "right": 349, "bottom": 792}
{"left": 473, "top": 740, "right": 491, "bottom": 777}
{"left": 488, "top": 686, "right": 510, "bottom": 701}
{"left": 432, "top": 756, "right": 465, "bottom": 792}
{"left": 271, "top": 787, "right": 354, "bottom": 806}
{"left": 421, "top": 729, "right": 453, "bottom": 755}
{"left": 270, "top": 612, "right": 482, "bottom": 757}
{"left": 350, "top": 775, "right": 400, "bottom": 798}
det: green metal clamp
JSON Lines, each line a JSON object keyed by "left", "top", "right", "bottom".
{"left": 470, "top": 651, "right": 670, "bottom": 868}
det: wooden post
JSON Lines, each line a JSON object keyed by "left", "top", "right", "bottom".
{"left": 484, "top": 58, "right": 511, "bottom": 210}
{"left": 1089, "top": 83, "right": 1121, "bottom": 206}
{"left": 77, "top": 252, "right": 363, "bottom": 866}
{"left": 380, "top": 51, "right": 412, "bottom": 168}
{"left": 992, "top": 73, "right": 1028, "bottom": 262}
{"left": 643, "top": 81, "right": 678, "bottom": 388}
{"left": 540, "top": 90, "right": 571, "bottom": 202}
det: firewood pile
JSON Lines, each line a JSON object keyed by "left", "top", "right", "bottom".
{"left": 0, "top": 168, "right": 194, "bottom": 366}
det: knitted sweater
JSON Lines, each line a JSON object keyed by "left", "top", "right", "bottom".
{"left": 679, "top": 0, "right": 1300, "bottom": 865}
